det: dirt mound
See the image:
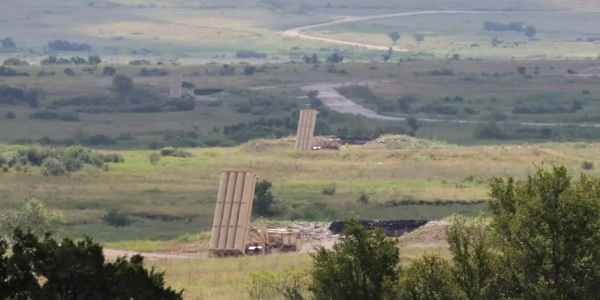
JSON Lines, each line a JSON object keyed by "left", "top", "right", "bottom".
{"left": 240, "top": 138, "right": 295, "bottom": 153}
{"left": 364, "top": 135, "right": 448, "bottom": 149}
{"left": 397, "top": 221, "right": 450, "bottom": 248}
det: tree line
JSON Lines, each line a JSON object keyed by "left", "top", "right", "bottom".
{"left": 247, "top": 166, "right": 600, "bottom": 299}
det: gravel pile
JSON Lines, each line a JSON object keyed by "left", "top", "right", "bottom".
{"left": 366, "top": 135, "right": 448, "bottom": 149}
{"left": 289, "top": 222, "right": 334, "bottom": 240}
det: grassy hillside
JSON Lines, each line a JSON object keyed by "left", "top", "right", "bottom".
{"left": 0, "top": 139, "right": 598, "bottom": 242}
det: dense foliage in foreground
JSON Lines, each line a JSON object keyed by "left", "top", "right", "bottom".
{"left": 248, "top": 166, "right": 600, "bottom": 299}
{"left": 0, "top": 230, "right": 182, "bottom": 299}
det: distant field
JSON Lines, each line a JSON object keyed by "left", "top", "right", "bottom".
{"left": 1, "top": 0, "right": 599, "bottom": 62}
{"left": 308, "top": 11, "right": 600, "bottom": 59}
{"left": 0, "top": 140, "right": 598, "bottom": 242}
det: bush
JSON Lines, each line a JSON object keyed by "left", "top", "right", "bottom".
{"left": 2, "top": 57, "right": 28, "bottom": 66}
{"left": 103, "top": 66, "right": 116, "bottom": 76}
{"left": 149, "top": 153, "right": 160, "bottom": 165}
{"left": 159, "top": 147, "right": 192, "bottom": 157}
{"left": 473, "top": 122, "right": 506, "bottom": 140}
{"left": 243, "top": 65, "right": 256, "bottom": 75}
{"left": 103, "top": 209, "right": 132, "bottom": 227}
{"left": 235, "top": 50, "right": 267, "bottom": 59}
{"left": 64, "top": 68, "right": 76, "bottom": 76}
{"left": 29, "top": 111, "right": 80, "bottom": 121}
{"left": 47, "top": 39, "right": 92, "bottom": 51}
{"left": 42, "top": 157, "right": 67, "bottom": 176}
{"left": 4, "top": 111, "right": 15, "bottom": 119}
{"left": 321, "top": 184, "right": 336, "bottom": 195}
{"left": 357, "top": 192, "right": 370, "bottom": 204}
{"left": 0, "top": 66, "right": 29, "bottom": 77}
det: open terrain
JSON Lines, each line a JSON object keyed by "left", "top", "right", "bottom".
{"left": 1, "top": 0, "right": 599, "bottom": 62}
{"left": 1, "top": 139, "right": 599, "bottom": 243}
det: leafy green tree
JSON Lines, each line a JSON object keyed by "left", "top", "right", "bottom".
{"left": 1, "top": 37, "right": 16, "bottom": 49}
{"left": 103, "top": 66, "right": 116, "bottom": 76}
{"left": 398, "top": 252, "right": 459, "bottom": 300}
{"left": 88, "top": 54, "right": 101, "bottom": 65}
{"left": 0, "top": 197, "right": 63, "bottom": 240}
{"left": 447, "top": 216, "right": 498, "bottom": 300}
{"left": 489, "top": 166, "right": 600, "bottom": 298}
{"left": 406, "top": 117, "right": 421, "bottom": 136}
{"left": 112, "top": 74, "right": 134, "bottom": 95}
{"left": 388, "top": 31, "right": 400, "bottom": 44}
{"left": 309, "top": 220, "right": 400, "bottom": 300}
{"left": 326, "top": 53, "right": 344, "bottom": 63}
{"left": 0, "top": 230, "right": 183, "bottom": 299}
{"left": 253, "top": 180, "right": 275, "bottom": 217}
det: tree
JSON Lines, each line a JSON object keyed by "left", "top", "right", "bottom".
{"left": 447, "top": 216, "right": 498, "bottom": 300}
{"left": 88, "top": 54, "right": 101, "bottom": 65}
{"left": 388, "top": 31, "right": 400, "bottom": 44}
{"left": 103, "top": 66, "right": 116, "bottom": 76}
{"left": 253, "top": 180, "right": 275, "bottom": 217}
{"left": 310, "top": 220, "right": 400, "bottom": 300}
{"left": 1, "top": 37, "right": 16, "bottom": 49}
{"left": 397, "top": 252, "right": 459, "bottom": 300}
{"left": 523, "top": 25, "right": 537, "bottom": 39}
{"left": 0, "top": 230, "right": 183, "bottom": 299}
{"left": 412, "top": 33, "right": 425, "bottom": 44}
{"left": 406, "top": 117, "right": 421, "bottom": 136}
{"left": 63, "top": 68, "right": 76, "bottom": 76}
{"left": 326, "top": 53, "right": 343, "bottom": 63}
{"left": 112, "top": 74, "right": 134, "bottom": 95}
{"left": 0, "top": 198, "right": 63, "bottom": 240}
{"left": 311, "top": 53, "right": 319, "bottom": 64}
{"left": 243, "top": 65, "right": 256, "bottom": 75}
{"left": 489, "top": 166, "right": 600, "bottom": 298}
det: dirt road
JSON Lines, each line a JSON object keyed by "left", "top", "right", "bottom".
{"left": 281, "top": 10, "right": 504, "bottom": 51}
{"left": 301, "top": 82, "right": 600, "bottom": 128}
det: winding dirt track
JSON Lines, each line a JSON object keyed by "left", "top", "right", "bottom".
{"left": 288, "top": 9, "right": 600, "bottom": 128}
{"left": 301, "top": 82, "right": 600, "bottom": 128}
{"left": 280, "top": 10, "right": 504, "bottom": 51}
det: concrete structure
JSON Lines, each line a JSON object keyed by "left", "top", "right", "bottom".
{"left": 209, "top": 170, "right": 258, "bottom": 256}
{"left": 295, "top": 109, "right": 318, "bottom": 150}
{"left": 169, "top": 72, "right": 183, "bottom": 98}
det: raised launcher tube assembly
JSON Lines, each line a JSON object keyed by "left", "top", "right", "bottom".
{"left": 209, "top": 170, "right": 257, "bottom": 257}
{"left": 208, "top": 170, "right": 302, "bottom": 257}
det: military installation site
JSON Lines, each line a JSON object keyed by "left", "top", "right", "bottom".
{"left": 2, "top": 0, "right": 600, "bottom": 298}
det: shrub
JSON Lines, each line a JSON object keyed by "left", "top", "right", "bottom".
{"left": 63, "top": 68, "right": 76, "bottom": 76}
{"left": 473, "top": 122, "right": 506, "bottom": 140}
{"left": 149, "top": 153, "right": 160, "bottom": 165}
{"left": 321, "top": 184, "right": 336, "bottom": 195}
{"left": 42, "top": 157, "right": 67, "bottom": 176}
{"left": 2, "top": 57, "right": 28, "bottom": 66}
{"left": 243, "top": 65, "right": 256, "bottom": 75}
{"left": 159, "top": 147, "right": 192, "bottom": 157}
{"left": 103, "top": 209, "right": 132, "bottom": 227}
{"left": 29, "top": 111, "right": 80, "bottom": 121}
{"left": 4, "top": 111, "right": 15, "bottom": 119}
{"left": 357, "top": 192, "right": 370, "bottom": 204}
{"left": 47, "top": 40, "right": 92, "bottom": 51}
{"left": 235, "top": 50, "right": 267, "bottom": 59}
{"left": 582, "top": 161, "right": 594, "bottom": 170}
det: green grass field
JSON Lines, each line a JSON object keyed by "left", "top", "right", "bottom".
{"left": 0, "top": 139, "right": 598, "bottom": 242}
